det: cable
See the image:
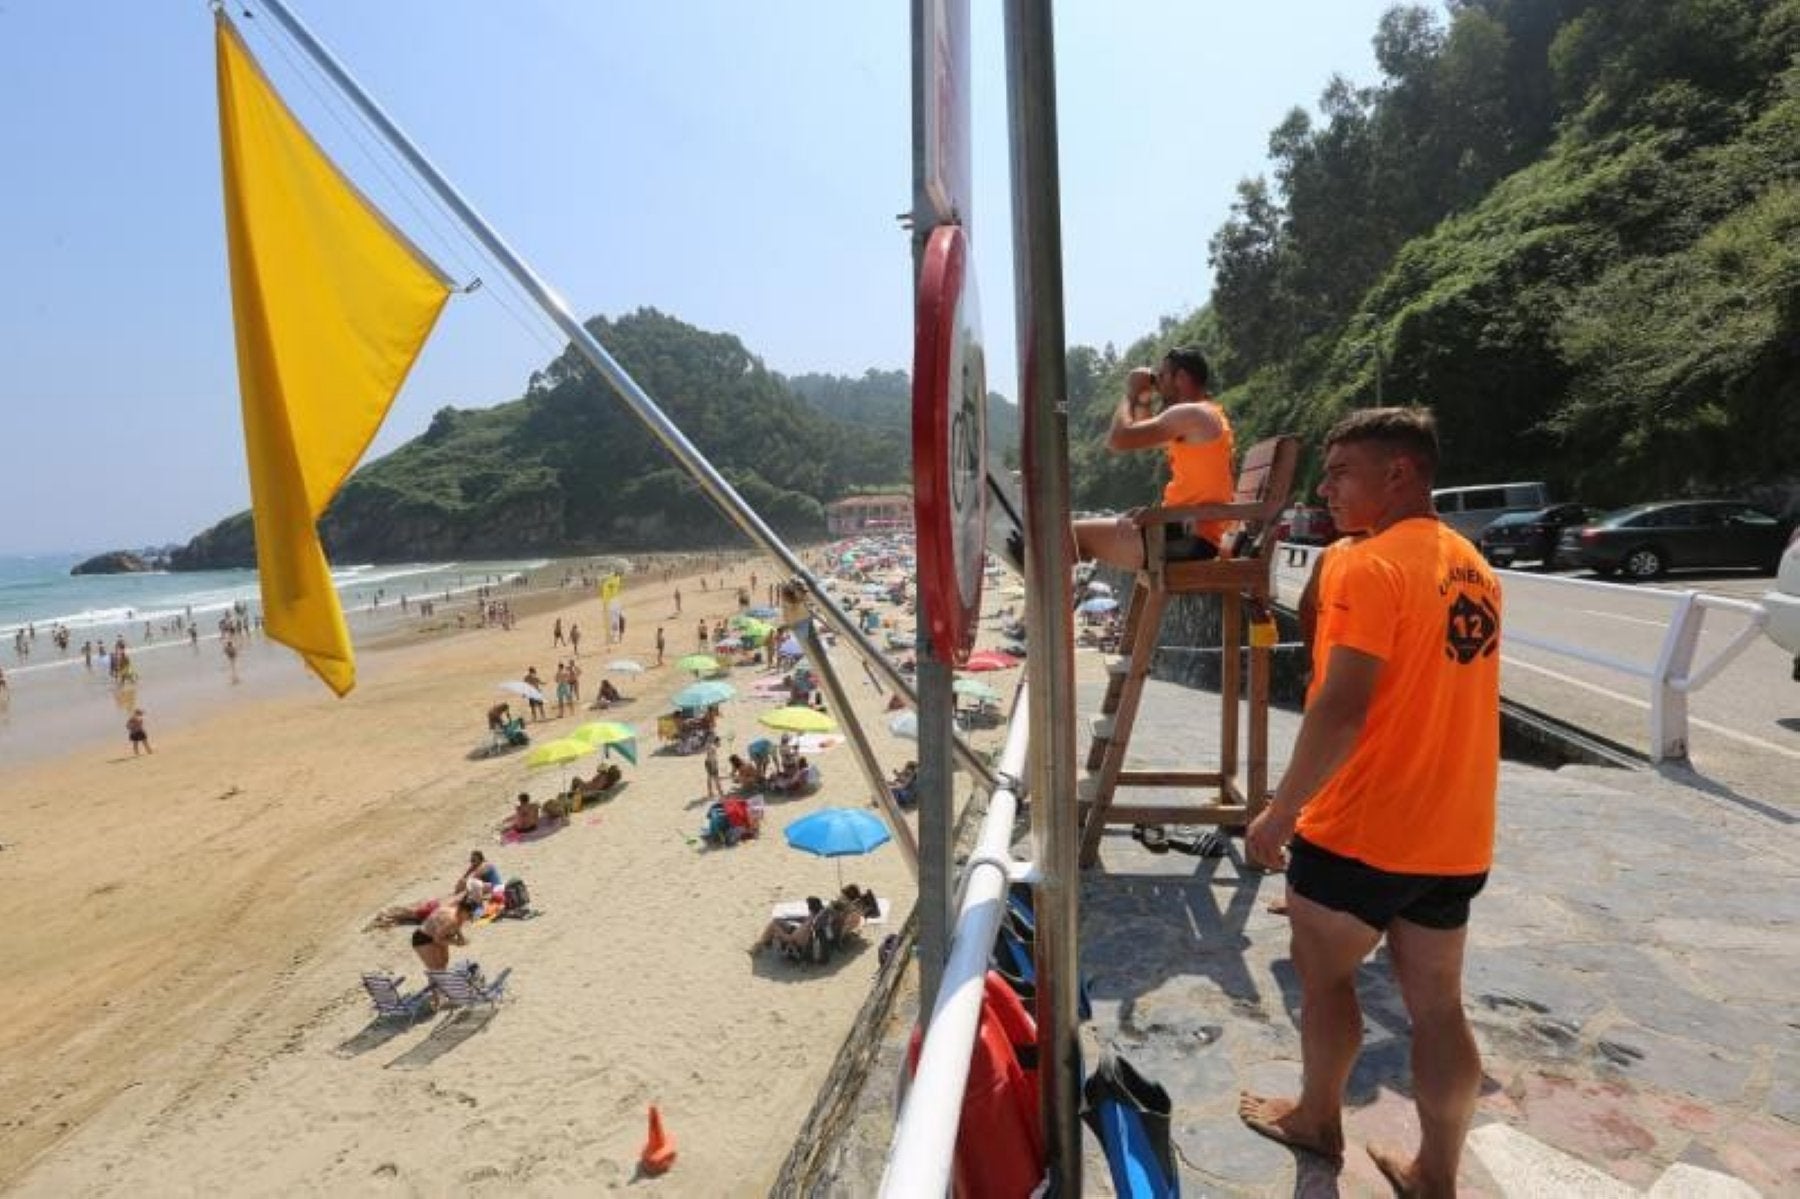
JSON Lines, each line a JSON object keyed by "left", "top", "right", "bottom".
{"left": 234, "top": 4, "right": 572, "bottom": 363}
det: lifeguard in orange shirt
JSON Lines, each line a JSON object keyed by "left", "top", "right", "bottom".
{"left": 1072, "top": 346, "right": 1235, "bottom": 570}
{"left": 1239, "top": 407, "right": 1501, "bottom": 1198}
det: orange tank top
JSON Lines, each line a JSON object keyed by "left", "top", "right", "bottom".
{"left": 1161, "top": 402, "right": 1235, "bottom": 548}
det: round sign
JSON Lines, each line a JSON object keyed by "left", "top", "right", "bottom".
{"left": 913, "top": 223, "right": 987, "bottom": 664}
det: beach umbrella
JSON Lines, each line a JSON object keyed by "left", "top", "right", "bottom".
{"left": 672, "top": 680, "right": 736, "bottom": 710}
{"left": 526, "top": 738, "right": 589, "bottom": 769}
{"left": 778, "top": 635, "right": 803, "bottom": 657}
{"left": 784, "top": 807, "right": 892, "bottom": 887}
{"left": 569, "top": 720, "right": 637, "bottom": 748}
{"left": 714, "top": 636, "right": 745, "bottom": 650}
{"left": 677, "top": 653, "right": 721, "bottom": 676}
{"left": 1077, "top": 596, "right": 1120, "bottom": 614}
{"left": 498, "top": 680, "right": 545, "bottom": 702}
{"left": 760, "top": 706, "right": 836, "bottom": 733}
{"left": 1086, "top": 581, "right": 1113, "bottom": 596}
{"left": 963, "top": 650, "right": 1020, "bottom": 671}
{"left": 604, "top": 658, "right": 645, "bottom": 675}
{"left": 953, "top": 678, "right": 1002, "bottom": 703}
{"left": 888, "top": 710, "right": 918, "bottom": 740}
{"left": 746, "top": 606, "right": 778, "bottom": 619}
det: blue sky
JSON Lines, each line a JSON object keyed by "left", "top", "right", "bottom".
{"left": 0, "top": 0, "right": 1409, "bottom": 554}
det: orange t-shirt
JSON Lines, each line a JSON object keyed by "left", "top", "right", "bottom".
{"left": 1160, "top": 402, "right": 1235, "bottom": 547}
{"left": 1295, "top": 517, "right": 1501, "bottom": 874}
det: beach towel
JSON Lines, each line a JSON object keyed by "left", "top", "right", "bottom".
{"left": 500, "top": 816, "right": 567, "bottom": 846}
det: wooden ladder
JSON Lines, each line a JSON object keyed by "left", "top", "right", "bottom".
{"left": 1075, "top": 434, "right": 1300, "bottom": 869}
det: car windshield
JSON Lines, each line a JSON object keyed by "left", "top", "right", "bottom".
{"left": 1487, "top": 512, "right": 1536, "bottom": 528}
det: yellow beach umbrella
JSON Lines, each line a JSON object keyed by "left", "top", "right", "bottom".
{"left": 569, "top": 721, "right": 636, "bottom": 747}
{"left": 759, "top": 706, "right": 837, "bottom": 733}
{"left": 526, "top": 738, "right": 591, "bottom": 769}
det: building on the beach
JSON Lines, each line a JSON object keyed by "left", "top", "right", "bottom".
{"left": 826, "top": 492, "right": 913, "bottom": 536}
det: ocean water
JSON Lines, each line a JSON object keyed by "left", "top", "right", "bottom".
{"left": 0, "top": 553, "right": 553, "bottom": 648}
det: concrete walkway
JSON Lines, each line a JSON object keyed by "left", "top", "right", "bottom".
{"left": 1075, "top": 672, "right": 1799, "bottom": 1196}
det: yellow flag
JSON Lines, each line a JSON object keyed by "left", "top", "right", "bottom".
{"left": 215, "top": 16, "right": 451, "bottom": 695}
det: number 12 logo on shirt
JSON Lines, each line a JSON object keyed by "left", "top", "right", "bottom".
{"left": 1445, "top": 592, "right": 1500, "bottom": 664}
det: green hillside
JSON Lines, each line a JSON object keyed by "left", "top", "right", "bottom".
{"left": 1071, "top": 0, "right": 1800, "bottom": 511}
{"left": 174, "top": 310, "right": 933, "bottom": 567}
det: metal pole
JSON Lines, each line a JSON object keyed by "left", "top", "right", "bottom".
{"left": 908, "top": 0, "right": 954, "bottom": 1024}
{"left": 796, "top": 619, "right": 920, "bottom": 874}
{"left": 250, "top": 0, "right": 997, "bottom": 793}
{"left": 1003, "top": 0, "right": 1083, "bottom": 1191}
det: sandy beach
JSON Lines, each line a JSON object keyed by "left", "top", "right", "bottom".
{"left": 0, "top": 553, "right": 958, "bottom": 1195}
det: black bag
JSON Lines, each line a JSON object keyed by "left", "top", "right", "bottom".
{"left": 503, "top": 878, "right": 531, "bottom": 913}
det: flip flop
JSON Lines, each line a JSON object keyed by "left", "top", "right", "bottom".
{"left": 1130, "top": 824, "right": 1171, "bottom": 854}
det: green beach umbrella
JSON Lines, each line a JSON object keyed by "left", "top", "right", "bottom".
{"left": 677, "top": 653, "right": 721, "bottom": 676}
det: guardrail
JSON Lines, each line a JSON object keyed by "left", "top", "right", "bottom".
{"left": 1272, "top": 542, "right": 1770, "bottom": 762}
{"left": 880, "top": 687, "right": 1036, "bottom": 1198}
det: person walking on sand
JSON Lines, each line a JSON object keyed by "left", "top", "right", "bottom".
{"left": 223, "top": 637, "right": 239, "bottom": 683}
{"left": 673, "top": 586, "right": 682, "bottom": 615}
{"left": 523, "top": 667, "right": 547, "bottom": 721}
{"left": 569, "top": 623, "right": 582, "bottom": 656}
{"left": 554, "top": 662, "right": 572, "bottom": 717}
{"left": 126, "top": 708, "right": 152, "bottom": 755}
{"left": 655, "top": 626, "right": 665, "bottom": 666}
{"left": 1237, "top": 409, "right": 1501, "bottom": 1198}
{"left": 552, "top": 617, "right": 565, "bottom": 647}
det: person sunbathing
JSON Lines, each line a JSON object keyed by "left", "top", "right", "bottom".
{"left": 749, "top": 896, "right": 826, "bottom": 956}
{"left": 456, "top": 850, "right": 503, "bottom": 895}
{"left": 729, "top": 754, "right": 761, "bottom": 791}
{"left": 501, "top": 792, "right": 541, "bottom": 834}
{"left": 571, "top": 764, "right": 622, "bottom": 799}
{"left": 596, "top": 678, "right": 622, "bottom": 707}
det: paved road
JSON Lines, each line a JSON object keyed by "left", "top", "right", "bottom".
{"left": 1276, "top": 547, "right": 1798, "bottom": 820}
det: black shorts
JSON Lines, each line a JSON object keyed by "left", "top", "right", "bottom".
{"left": 1287, "top": 835, "right": 1487, "bottom": 931}
{"left": 411, "top": 929, "right": 433, "bottom": 948}
{"left": 1148, "top": 522, "right": 1219, "bottom": 562}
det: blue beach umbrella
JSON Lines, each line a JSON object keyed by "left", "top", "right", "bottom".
{"left": 747, "top": 606, "right": 778, "bottom": 619}
{"left": 1077, "top": 596, "right": 1119, "bottom": 614}
{"left": 784, "top": 807, "right": 892, "bottom": 887}
{"left": 672, "top": 680, "right": 736, "bottom": 710}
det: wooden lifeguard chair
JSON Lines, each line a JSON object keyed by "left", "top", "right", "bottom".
{"left": 1077, "top": 435, "right": 1302, "bottom": 868}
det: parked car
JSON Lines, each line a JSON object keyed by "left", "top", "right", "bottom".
{"left": 1556, "top": 500, "right": 1791, "bottom": 580}
{"left": 1432, "top": 481, "right": 1551, "bottom": 538}
{"left": 1477, "top": 503, "right": 1596, "bottom": 568}
{"left": 1763, "top": 529, "right": 1800, "bottom": 680}
{"left": 1274, "top": 504, "right": 1337, "bottom": 546}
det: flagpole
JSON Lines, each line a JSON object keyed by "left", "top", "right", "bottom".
{"left": 249, "top": 0, "right": 996, "bottom": 791}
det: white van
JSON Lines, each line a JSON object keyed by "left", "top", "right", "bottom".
{"left": 1432, "top": 481, "right": 1551, "bottom": 538}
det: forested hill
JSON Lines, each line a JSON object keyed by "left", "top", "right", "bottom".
{"left": 784, "top": 369, "right": 1022, "bottom": 464}
{"left": 1070, "top": 0, "right": 1800, "bottom": 512}
{"left": 172, "top": 311, "right": 963, "bottom": 568}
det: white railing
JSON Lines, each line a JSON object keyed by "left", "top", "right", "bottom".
{"left": 1273, "top": 542, "right": 1770, "bottom": 763}
{"left": 880, "top": 689, "right": 1036, "bottom": 1198}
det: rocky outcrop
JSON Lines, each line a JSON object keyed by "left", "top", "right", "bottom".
{"left": 70, "top": 551, "right": 154, "bottom": 576}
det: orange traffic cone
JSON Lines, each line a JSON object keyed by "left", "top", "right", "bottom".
{"left": 640, "top": 1103, "right": 677, "bottom": 1176}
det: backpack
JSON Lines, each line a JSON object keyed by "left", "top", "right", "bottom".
{"left": 503, "top": 878, "right": 531, "bottom": 914}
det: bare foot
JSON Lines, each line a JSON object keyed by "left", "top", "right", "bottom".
{"left": 1366, "top": 1143, "right": 1454, "bottom": 1198}
{"left": 1265, "top": 898, "right": 1289, "bottom": 916}
{"left": 1237, "top": 1093, "right": 1343, "bottom": 1164}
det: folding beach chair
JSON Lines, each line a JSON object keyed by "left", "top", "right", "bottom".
{"left": 359, "top": 971, "right": 432, "bottom": 1023}
{"left": 425, "top": 963, "right": 513, "bottom": 1010}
